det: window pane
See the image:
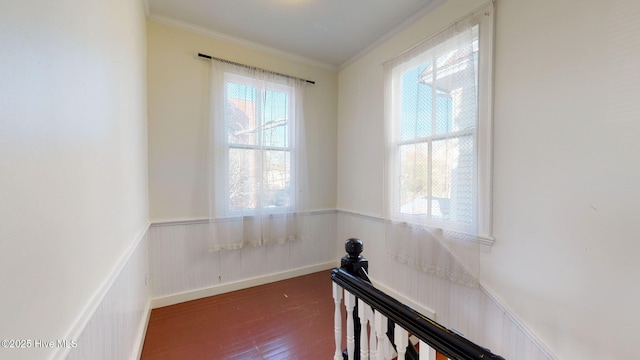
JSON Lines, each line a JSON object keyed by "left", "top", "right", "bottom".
{"left": 227, "top": 82, "right": 259, "bottom": 146}
{"left": 435, "top": 93, "right": 452, "bottom": 135}
{"left": 432, "top": 135, "right": 475, "bottom": 223}
{"left": 419, "top": 27, "right": 478, "bottom": 133}
{"left": 226, "top": 82, "right": 290, "bottom": 149}
{"left": 261, "top": 89, "right": 289, "bottom": 148}
{"left": 399, "top": 143, "right": 429, "bottom": 215}
{"left": 228, "top": 148, "right": 258, "bottom": 210}
{"left": 401, "top": 66, "right": 432, "bottom": 141}
{"left": 228, "top": 148, "right": 291, "bottom": 210}
{"left": 262, "top": 150, "right": 291, "bottom": 208}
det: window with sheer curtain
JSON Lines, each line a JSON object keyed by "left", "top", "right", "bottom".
{"left": 390, "top": 21, "right": 479, "bottom": 233}
{"left": 384, "top": 7, "right": 493, "bottom": 286}
{"left": 208, "top": 60, "right": 307, "bottom": 251}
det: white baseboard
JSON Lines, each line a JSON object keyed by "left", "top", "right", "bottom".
{"left": 151, "top": 261, "right": 338, "bottom": 309}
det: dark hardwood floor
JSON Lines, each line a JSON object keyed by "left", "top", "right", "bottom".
{"left": 141, "top": 270, "right": 341, "bottom": 359}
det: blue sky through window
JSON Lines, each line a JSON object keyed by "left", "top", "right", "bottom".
{"left": 400, "top": 65, "right": 452, "bottom": 141}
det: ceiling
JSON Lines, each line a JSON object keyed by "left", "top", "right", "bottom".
{"left": 147, "top": 0, "right": 444, "bottom": 69}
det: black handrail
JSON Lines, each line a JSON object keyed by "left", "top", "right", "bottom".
{"left": 333, "top": 238, "right": 504, "bottom": 360}
{"left": 332, "top": 268, "right": 505, "bottom": 360}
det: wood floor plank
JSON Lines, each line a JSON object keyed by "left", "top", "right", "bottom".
{"left": 141, "top": 270, "right": 339, "bottom": 359}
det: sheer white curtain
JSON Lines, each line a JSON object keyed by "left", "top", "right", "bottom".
{"left": 383, "top": 11, "right": 490, "bottom": 287}
{"left": 208, "top": 60, "right": 308, "bottom": 251}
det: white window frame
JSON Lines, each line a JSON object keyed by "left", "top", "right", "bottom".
{"left": 385, "top": 6, "right": 494, "bottom": 245}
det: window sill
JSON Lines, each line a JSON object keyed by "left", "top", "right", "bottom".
{"left": 478, "top": 234, "right": 495, "bottom": 253}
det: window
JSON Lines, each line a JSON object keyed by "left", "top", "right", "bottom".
{"left": 385, "top": 8, "right": 493, "bottom": 239}
{"left": 224, "top": 73, "right": 295, "bottom": 213}
{"left": 208, "top": 61, "right": 307, "bottom": 249}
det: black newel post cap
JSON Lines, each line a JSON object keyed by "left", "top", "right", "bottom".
{"left": 341, "top": 238, "right": 368, "bottom": 276}
{"left": 345, "top": 238, "right": 363, "bottom": 259}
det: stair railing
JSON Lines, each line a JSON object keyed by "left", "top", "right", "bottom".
{"left": 332, "top": 238, "right": 505, "bottom": 360}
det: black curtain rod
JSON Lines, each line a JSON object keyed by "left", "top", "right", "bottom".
{"left": 197, "top": 53, "right": 315, "bottom": 85}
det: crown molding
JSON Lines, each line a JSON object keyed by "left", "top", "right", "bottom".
{"left": 148, "top": 14, "right": 338, "bottom": 72}
{"left": 338, "top": 0, "right": 446, "bottom": 70}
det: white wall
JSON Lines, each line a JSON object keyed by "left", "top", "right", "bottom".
{"left": 485, "top": 0, "right": 640, "bottom": 358}
{"left": 337, "top": 0, "right": 640, "bottom": 359}
{"left": 145, "top": 19, "right": 340, "bottom": 306}
{"left": 66, "top": 233, "right": 150, "bottom": 360}
{"left": 0, "top": 0, "right": 149, "bottom": 359}
{"left": 147, "top": 19, "right": 339, "bottom": 221}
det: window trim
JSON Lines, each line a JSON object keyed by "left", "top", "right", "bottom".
{"left": 476, "top": 6, "right": 495, "bottom": 246}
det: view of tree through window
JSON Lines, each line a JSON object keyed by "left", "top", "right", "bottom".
{"left": 225, "top": 78, "right": 292, "bottom": 211}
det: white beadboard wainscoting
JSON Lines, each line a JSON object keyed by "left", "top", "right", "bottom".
{"left": 63, "top": 227, "right": 150, "bottom": 360}
{"left": 336, "top": 210, "right": 556, "bottom": 360}
{"left": 149, "top": 210, "right": 339, "bottom": 308}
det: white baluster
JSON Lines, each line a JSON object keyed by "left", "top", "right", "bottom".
{"left": 369, "top": 309, "right": 377, "bottom": 359}
{"left": 419, "top": 340, "right": 437, "bottom": 360}
{"left": 374, "top": 311, "right": 387, "bottom": 360}
{"left": 345, "top": 291, "right": 356, "bottom": 360}
{"left": 332, "top": 283, "right": 343, "bottom": 360}
{"left": 395, "top": 324, "right": 408, "bottom": 360}
{"left": 358, "top": 301, "right": 371, "bottom": 359}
